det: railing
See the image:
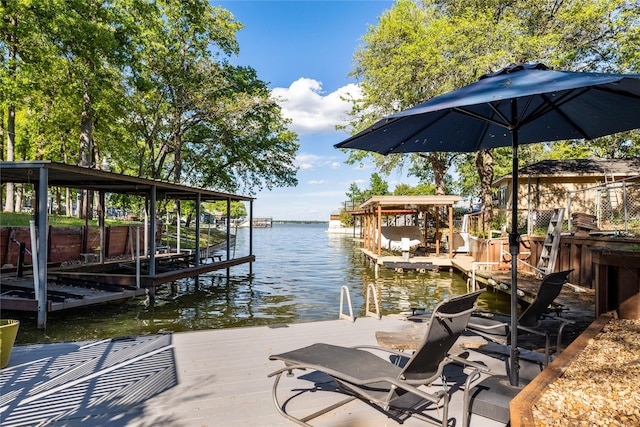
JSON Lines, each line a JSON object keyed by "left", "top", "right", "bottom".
{"left": 338, "top": 284, "right": 381, "bottom": 322}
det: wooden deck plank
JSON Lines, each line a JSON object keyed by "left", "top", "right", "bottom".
{"left": 1, "top": 317, "right": 506, "bottom": 427}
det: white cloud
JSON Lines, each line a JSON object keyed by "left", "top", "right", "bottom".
{"left": 295, "top": 153, "right": 346, "bottom": 171}
{"left": 272, "top": 78, "right": 361, "bottom": 135}
{"left": 295, "top": 153, "right": 321, "bottom": 170}
{"left": 308, "top": 180, "right": 327, "bottom": 185}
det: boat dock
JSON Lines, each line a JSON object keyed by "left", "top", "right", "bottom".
{"left": 360, "top": 247, "right": 475, "bottom": 273}
{"left": 0, "top": 161, "right": 257, "bottom": 328}
{"left": 0, "top": 316, "right": 515, "bottom": 427}
{"left": 0, "top": 253, "right": 254, "bottom": 313}
{"left": 360, "top": 248, "right": 596, "bottom": 345}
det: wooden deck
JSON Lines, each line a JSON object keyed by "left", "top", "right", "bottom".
{"left": 360, "top": 248, "right": 475, "bottom": 273}
{"left": 1, "top": 317, "right": 514, "bottom": 427}
{"left": 0, "top": 253, "right": 255, "bottom": 313}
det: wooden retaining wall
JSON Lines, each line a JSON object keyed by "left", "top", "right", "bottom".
{"left": 467, "top": 234, "right": 640, "bottom": 289}
{"left": 0, "top": 225, "right": 160, "bottom": 267}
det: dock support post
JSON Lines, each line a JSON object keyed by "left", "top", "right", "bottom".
{"left": 99, "top": 190, "right": 105, "bottom": 263}
{"left": 29, "top": 220, "right": 39, "bottom": 301}
{"left": 148, "top": 185, "right": 156, "bottom": 301}
{"left": 195, "top": 193, "right": 201, "bottom": 267}
{"left": 136, "top": 226, "right": 141, "bottom": 289}
{"left": 37, "top": 167, "right": 48, "bottom": 330}
{"left": 17, "top": 242, "right": 25, "bottom": 277}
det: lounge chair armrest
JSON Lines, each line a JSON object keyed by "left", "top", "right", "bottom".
{"left": 447, "top": 354, "right": 491, "bottom": 373}
{"left": 467, "top": 320, "right": 509, "bottom": 330}
{"left": 352, "top": 344, "right": 407, "bottom": 358}
{"left": 554, "top": 316, "right": 575, "bottom": 325}
{"left": 516, "top": 324, "right": 549, "bottom": 336}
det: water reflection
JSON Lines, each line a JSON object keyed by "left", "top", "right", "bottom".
{"left": 10, "top": 223, "right": 509, "bottom": 344}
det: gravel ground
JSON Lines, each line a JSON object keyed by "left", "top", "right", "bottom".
{"left": 532, "top": 318, "right": 640, "bottom": 426}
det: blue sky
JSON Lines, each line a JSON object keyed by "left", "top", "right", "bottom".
{"left": 216, "top": 0, "right": 412, "bottom": 221}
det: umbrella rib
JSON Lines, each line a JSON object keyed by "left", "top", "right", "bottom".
{"left": 385, "top": 112, "right": 451, "bottom": 154}
{"left": 452, "top": 106, "right": 510, "bottom": 130}
{"left": 593, "top": 84, "right": 640, "bottom": 101}
{"left": 518, "top": 89, "right": 591, "bottom": 139}
{"left": 540, "top": 93, "right": 590, "bottom": 139}
{"left": 525, "top": 88, "right": 586, "bottom": 121}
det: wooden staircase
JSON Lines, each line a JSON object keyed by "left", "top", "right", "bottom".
{"left": 536, "top": 208, "right": 565, "bottom": 277}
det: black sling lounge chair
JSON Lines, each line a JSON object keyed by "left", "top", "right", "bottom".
{"left": 466, "top": 270, "right": 574, "bottom": 368}
{"left": 268, "top": 290, "right": 484, "bottom": 427}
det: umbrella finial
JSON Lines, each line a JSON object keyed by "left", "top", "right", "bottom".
{"left": 480, "top": 63, "right": 549, "bottom": 80}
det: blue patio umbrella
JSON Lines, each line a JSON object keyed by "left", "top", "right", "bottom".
{"left": 335, "top": 63, "right": 640, "bottom": 386}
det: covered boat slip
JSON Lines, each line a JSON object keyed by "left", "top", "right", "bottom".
{"left": 0, "top": 161, "right": 255, "bottom": 328}
{"left": 352, "top": 195, "right": 467, "bottom": 273}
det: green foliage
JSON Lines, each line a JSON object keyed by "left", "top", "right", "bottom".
{"left": 1, "top": 0, "right": 299, "bottom": 208}
{"left": 345, "top": 182, "right": 366, "bottom": 205}
{"left": 346, "top": 0, "right": 640, "bottom": 205}
{"left": 0, "top": 211, "right": 139, "bottom": 227}
{"left": 363, "top": 172, "right": 389, "bottom": 199}
{"left": 205, "top": 201, "right": 248, "bottom": 219}
{"left": 338, "top": 210, "right": 354, "bottom": 227}
{"left": 393, "top": 182, "right": 436, "bottom": 195}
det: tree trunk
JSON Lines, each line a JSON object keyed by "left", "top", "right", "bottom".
{"left": 172, "top": 116, "right": 183, "bottom": 225}
{"left": 428, "top": 152, "right": 447, "bottom": 196}
{"left": 55, "top": 188, "right": 62, "bottom": 215}
{"left": 5, "top": 104, "right": 16, "bottom": 212}
{"left": 78, "top": 77, "right": 93, "bottom": 218}
{"left": 3, "top": 3, "right": 17, "bottom": 212}
{"left": 476, "top": 149, "right": 494, "bottom": 230}
{"left": 0, "top": 106, "right": 3, "bottom": 210}
{"left": 15, "top": 184, "right": 23, "bottom": 212}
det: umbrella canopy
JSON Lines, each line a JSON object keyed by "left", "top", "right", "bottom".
{"left": 336, "top": 63, "right": 640, "bottom": 154}
{"left": 336, "top": 63, "right": 640, "bottom": 386}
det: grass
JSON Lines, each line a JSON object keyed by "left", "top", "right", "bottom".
{"left": 0, "top": 211, "right": 142, "bottom": 227}
{"left": 0, "top": 211, "right": 227, "bottom": 248}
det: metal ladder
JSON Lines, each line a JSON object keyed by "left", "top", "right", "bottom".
{"left": 536, "top": 208, "right": 565, "bottom": 277}
{"left": 604, "top": 174, "right": 619, "bottom": 214}
{"left": 339, "top": 284, "right": 380, "bottom": 322}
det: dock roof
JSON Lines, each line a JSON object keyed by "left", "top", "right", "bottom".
{"left": 0, "top": 161, "right": 254, "bottom": 202}
{"left": 359, "top": 195, "right": 461, "bottom": 211}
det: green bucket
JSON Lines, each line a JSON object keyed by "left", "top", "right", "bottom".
{"left": 0, "top": 319, "right": 20, "bottom": 369}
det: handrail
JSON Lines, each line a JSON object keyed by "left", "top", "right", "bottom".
{"left": 498, "top": 239, "right": 547, "bottom": 276}
{"left": 471, "top": 262, "right": 498, "bottom": 291}
{"left": 365, "top": 283, "right": 381, "bottom": 319}
{"left": 339, "top": 285, "right": 355, "bottom": 322}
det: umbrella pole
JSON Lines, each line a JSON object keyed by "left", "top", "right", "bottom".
{"left": 509, "top": 135, "right": 521, "bottom": 386}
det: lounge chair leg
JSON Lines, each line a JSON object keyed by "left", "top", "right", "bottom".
{"left": 557, "top": 322, "right": 568, "bottom": 353}
{"left": 271, "top": 371, "right": 356, "bottom": 426}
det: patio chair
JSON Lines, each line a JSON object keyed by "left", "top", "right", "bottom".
{"left": 466, "top": 269, "right": 574, "bottom": 369}
{"left": 268, "top": 290, "right": 485, "bottom": 427}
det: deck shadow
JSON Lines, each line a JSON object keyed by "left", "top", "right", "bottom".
{"left": 0, "top": 335, "right": 178, "bottom": 426}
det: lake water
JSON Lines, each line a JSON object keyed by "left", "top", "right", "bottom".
{"left": 11, "top": 223, "right": 509, "bottom": 344}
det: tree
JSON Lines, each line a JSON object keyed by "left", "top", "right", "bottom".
{"left": 123, "top": 1, "right": 299, "bottom": 195}
{"left": 1, "top": 0, "right": 40, "bottom": 211}
{"left": 394, "top": 181, "right": 438, "bottom": 196}
{"left": 364, "top": 173, "right": 389, "bottom": 199}
{"left": 1, "top": 0, "right": 300, "bottom": 216}
{"left": 346, "top": 0, "right": 639, "bottom": 226}
{"left": 207, "top": 200, "right": 247, "bottom": 219}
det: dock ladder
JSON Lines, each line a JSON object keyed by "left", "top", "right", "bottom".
{"left": 536, "top": 208, "right": 564, "bottom": 277}
{"left": 338, "top": 284, "right": 381, "bottom": 322}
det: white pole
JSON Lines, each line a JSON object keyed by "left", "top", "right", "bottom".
{"left": 177, "top": 211, "right": 181, "bottom": 254}
{"left": 29, "top": 220, "right": 39, "bottom": 302}
{"left": 144, "top": 208, "right": 149, "bottom": 257}
{"left": 136, "top": 226, "right": 140, "bottom": 289}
